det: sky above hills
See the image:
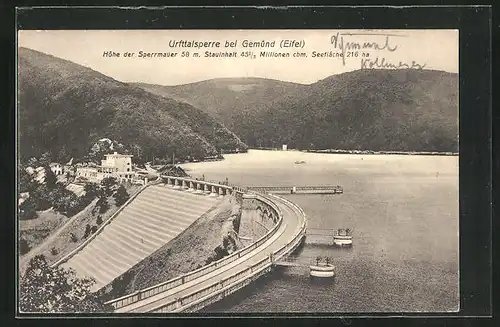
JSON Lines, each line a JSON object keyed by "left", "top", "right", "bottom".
{"left": 18, "top": 29, "right": 458, "bottom": 85}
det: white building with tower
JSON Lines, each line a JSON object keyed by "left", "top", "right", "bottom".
{"left": 101, "top": 152, "right": 133, "bottom": 177}
{"left": 76, "top": 152, "right": 134, "bottom": 183}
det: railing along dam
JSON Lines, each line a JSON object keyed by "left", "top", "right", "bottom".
{"left": 248, "top": 185, "right": 343, "bottom": 194}
{"left": 100, "top": 175, "right": 307, "bottom": 313}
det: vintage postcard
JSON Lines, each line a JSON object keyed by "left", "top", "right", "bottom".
{"left": 17, "top": 28, "right": 459, "bottom": 314}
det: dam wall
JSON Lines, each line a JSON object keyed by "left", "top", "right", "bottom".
{"left": 238, "top": 194, "right": 280, "bottom": 245}
{"left": 105, "top": 190, "right": 284, "bottom": 311}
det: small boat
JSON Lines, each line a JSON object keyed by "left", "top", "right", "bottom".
{"left": 333, "top": 228, "right": 353, "bottom": 247}
{"left": 309, "top": 257, "right": 335, "bottom": 278}
{"left": 294, "top": 160, "right": 306, "bottom": 164}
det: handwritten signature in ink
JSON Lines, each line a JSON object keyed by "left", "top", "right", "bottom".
{"left": 360, "top": 56, "right": 426, "bottom": 70}
{"left": 331, "top": 32, "right": 399, "bottom": 66}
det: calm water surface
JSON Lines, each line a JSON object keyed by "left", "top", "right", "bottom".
{"left": 180, "top": 150, "right": 459, "bottom": 313}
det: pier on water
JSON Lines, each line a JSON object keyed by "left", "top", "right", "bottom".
{"left": 247, "top": 185, "right": 343, "bottom": 195}
{"left": 273, "top": 256, "right": 311, "bottom": 268}
{"left": 273, "top": 229, "right": 351, "bottom": 269}
{"left": 273, "top": 255, "right": 335, "bottom": 268}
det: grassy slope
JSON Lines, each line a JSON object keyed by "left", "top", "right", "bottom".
{"left": 99, "top": 195, "right": 242, "bottom": 301}
{"left": 18, "top": 47, "right": 246, "bottom": 162}
{"left": 19, "top": 184, "right": 142, "bottom": 276}
{"left": 135, "top": 70, "right": 458, "bottom": 152}
{"left": 20, "top": 210, "right": 67, "bottom": 250}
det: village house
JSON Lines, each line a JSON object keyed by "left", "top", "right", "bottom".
{"left": 18, "top": 192, "right": 30, "bottom": 208}
{"left": 25, "top": 166, "right": 46, "bottom": 183}
{"left": 49, "top": 162, "right": 63, "bottom": 175}
{"left": 65, "top": 183, "right": 86, "bottom": 197}
{"left": 64, "top": 158, "right": 75, "bottom": 176}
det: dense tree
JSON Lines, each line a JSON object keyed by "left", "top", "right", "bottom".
{"left": 100, "top": 177, "right": 117, "bottom": 197}
{"left": 83, "top": 224, "right": 91, "bottom": 239}
{"left": 113, "top": 185, "right": 130, "bottom": 206}
{"left": 57, "top": 147, "right": 70, "bottom": 164}
{"left": 97, "top": 197, "right": 110, "bottom": 214}
{"left": 18, "top": 161, "right": 96, "bottom": 218}
{"left": 66, "top": 198, "right": 85, "bottom": 217}
{"left": 19, "top": 238, "right": 31, "bottom": 255}
{"left": 18, "top": 196, "right": 38, "bottom": 220}
{"left": 44, "top": 167, "right": 57, "bottom": 189}
{"left": 51, "top": 188, "right": 78, "bottom": 214}
{"left": 26, "top": 157, "right": 39, "bottom": 167}
{"left": 19, "top": 255, "right": 111, "bottom": 313}
{"left": 30, "top": 184, "right": 52, "bottom": 211}
{"left": 50, "top": 247, "right": 58, "bottom": 256}
{"left": 38, "top": 151, "right": 52, "bottom": 166}
{"left": 18, "top": 166, "right": 35, "bottom": 193}
{"left": 18, "top": 48, "right": 244, "bottom": 164}
{"left": 136, "top": 71, "right": 458, "bottom": 152}
{"left": 83, "top": 182, "right": 101, "bottom": 199}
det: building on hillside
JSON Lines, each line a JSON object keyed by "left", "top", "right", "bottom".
{"left": 18, "top": 192, "right": 29, "bottom": 207}
{"left": 76, "top": 166, "right": 101, "bottom": 183}
{"left": 49, "top": 162, "right": 63, "bottom": 175}
{"left": 25, "top": 166, "right": 46, "bottom": 183}
{"left": 76, "top": 152, "right": 135, "bottom": 183}
{"left": 64, "top": 158, "right": 75, "bottom": 176}
{"left": 64, "top": 165, "right": 76, "bottom": 176}
{"left": 101, "top": 152, "right": 133, "bottom": 175}
{"left": 66, "top": 183, "right": 86, "bottom": 197}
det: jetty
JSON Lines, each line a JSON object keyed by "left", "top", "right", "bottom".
{"left": 305, "top": 228, "right": 353, "bottom": 246}
{"left": 273, "top": 256, "right": 336, "bottom": 279}
{"left": 248, "top": 185, "right": 343, "bottom": 195}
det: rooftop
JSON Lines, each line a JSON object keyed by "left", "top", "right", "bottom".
{"left": 105, "top": 151, "right": 133, "bottom": 158}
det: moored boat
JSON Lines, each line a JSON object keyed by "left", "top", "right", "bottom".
{"left": 309, "top": 257, "right": 335, "bottom": 278}
{"left": 309, "top": 263, "right": 335, "bottom": 277}
{"left": 333, "top": 228, "right": 353, "bottom": 247}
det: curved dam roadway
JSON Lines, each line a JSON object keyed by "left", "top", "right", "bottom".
{"left": 115, "top": 193, "right": 304, "bottom": 313}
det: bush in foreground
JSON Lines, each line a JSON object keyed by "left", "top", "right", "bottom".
{"left": 19, "top": 238, "right": 31, "bottom": 255}
{"left": 83, "top": 224, "right": 91, "bottom": 238}
{"left": 96, "top": 197, "right": 110, "bottom": 214}
{"left": 101, "top": 177, "right": 117, "bottom": 197}
{"left": 113, "top": 185, "right": 130, "bottom": 206}
{"left": 19, "top": 255, "right": 111, "bottom": 313}
{"left": 18, "top": 196, "right": 38, "bottom": 220}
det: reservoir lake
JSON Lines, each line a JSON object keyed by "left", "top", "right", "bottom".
{"left": 180, "top": 150, "right": 459, "bottom": 313}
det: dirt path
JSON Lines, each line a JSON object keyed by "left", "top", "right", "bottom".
{"left": 19, "top": 197, "right": 99, "bottom": 275}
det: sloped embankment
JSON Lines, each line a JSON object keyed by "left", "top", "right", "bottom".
{"left": 99, "top": 194, "right": 243, "bottom": 301}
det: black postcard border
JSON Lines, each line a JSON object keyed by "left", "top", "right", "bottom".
{"left": 3, "top": 4, "right": 493, "bottom": 326}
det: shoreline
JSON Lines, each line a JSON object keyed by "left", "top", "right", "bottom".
{"left": 248, "top": 147, "right": 459, "bottom": 157}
